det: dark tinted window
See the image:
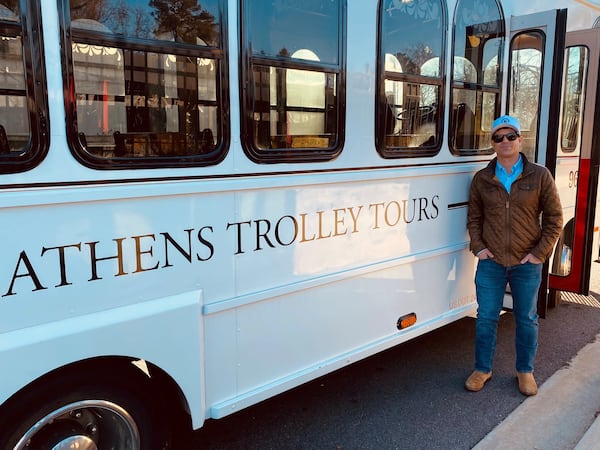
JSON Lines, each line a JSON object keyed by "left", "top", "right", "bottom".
{"left": 450, "top": 0, "right": 504, "bottom": 155}
{"left": 70, "top": 0, "right": 220, "bottom": 46}
{"left": 508, "top": 31, "right": 545, "bottom": 160}
{"left": 240, "top": 0, "right": 346, "bottom": 163}
{"left": 247, "top": 0, "right": 339, "bottom": 64}
{"left": 377, "top": 0, "right": 447, "bottom": 157}
{"left": 0, "top": 0, "right": 49, "bottom": 173}
{"left": 560, "top": 46, "right": 587, "bottom": 153}
{"left": 65, "top": 0, "right": 227, "bottom": 168}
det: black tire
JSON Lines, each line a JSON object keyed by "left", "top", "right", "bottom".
{"left": 0, "top": 369, "right": 171, "bottom": 450}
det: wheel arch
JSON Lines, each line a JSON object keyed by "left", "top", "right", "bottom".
{"left": 0, "top": 290, "right": 205, "bottom": 431}
{"left": 0, "top": 355, "right": 192, "bottom": 446}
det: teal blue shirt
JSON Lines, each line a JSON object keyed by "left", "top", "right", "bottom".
{"left": 495, "top": 155, "right": 523, "bottom": 193}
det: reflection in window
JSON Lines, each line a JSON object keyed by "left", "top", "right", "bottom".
{"left": 0, "top": 30, "right": 27, "bottom": 152}
{"left": 561, "top": 46, "right": 588, "bottom": 153}
{"left": 286, "top": 50, "right": 326, "bottom": 139}
{"left": 240, "top": 0, "right": 345, "bottom": 162}
{"left": 70, "top": 0, "right": 220, "bottom": 46}
{"left": 377, "top": 0, "right": 446, "bottom": 157}
{"left": 66, "top": 0, "right": 226, "bottom": 167}
{"left": 508, "top": 32, "right": 544, "bottom": 161}
{"left": 246, "top": 1, "right": 339, "bottom": 65}
{"left": 450, "top": 0, "right": 503, "bottom": 154}
{"left": 0, "top": 1, "right": 48, "bottom": 173}
{"left": 0, "top": 2, "right": 25, "bottom": 155}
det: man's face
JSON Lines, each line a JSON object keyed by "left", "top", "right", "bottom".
{"left": 491, "top": 127, "right": 521, "bottom": 159}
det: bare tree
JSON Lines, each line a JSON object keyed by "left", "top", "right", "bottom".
{"left": 70, "top": 0, "right": 106, "bottom": 21}
{"left": 149, "top": 0, "right": 217, "bottom": 45}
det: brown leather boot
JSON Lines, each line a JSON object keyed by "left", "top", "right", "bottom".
{"left": 516, "top": 372, "right": 538, "bottom": 396}
{"left": 465, "top": 370, "right": 492, "bottom": 392}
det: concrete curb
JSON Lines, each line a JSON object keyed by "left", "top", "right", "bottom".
{"left": 473, "top": 334, "right": 600, "bottom": 450}
{"left": 574, "top": 413, "right": 600, "bottom": 450}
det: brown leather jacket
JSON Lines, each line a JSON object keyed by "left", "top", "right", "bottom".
{"left": 467, "top": 153, "right": 563, "bottom": 267}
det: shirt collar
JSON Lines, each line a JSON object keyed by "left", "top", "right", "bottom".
{"left": 496, "top": 154, "right": 522, "bottom": 175}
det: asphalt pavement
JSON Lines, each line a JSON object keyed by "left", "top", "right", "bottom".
{"left": 475, "top": 257, "right": 600, "bottom": 450}
{"left": 474, "top": 320, "right": 600, "bottom": 450}
{"left": 186, "top": 264, "right": 600, "bottom": 449}
{"left": 474, "top": 288, "right": 600, "bottom": 450}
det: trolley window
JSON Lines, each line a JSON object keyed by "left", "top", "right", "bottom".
{"left": 62, "top": 0, "right": 228, "bottom": 169}
{"left": 0, "top": 0, "right": 48, "bottom": 174}
{"left": 508, "top": 31, "right": 545, "bottom": 161}
{"left": 450, "top": 0, "right": 504, "bottom": 155}
{"left": 240, "top": 0, "right": 346, "bottom": 163}
{"left": 376, "top": 0, "right": 446, "bottom": 158}
{"left": 560, "top": 45, "right": 588, "bottom": 154}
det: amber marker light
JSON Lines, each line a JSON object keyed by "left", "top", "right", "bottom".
{"left": 397, "top": 313, "right": 417, "bottom": 330}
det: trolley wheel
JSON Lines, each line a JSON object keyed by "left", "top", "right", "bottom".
{"left": 0, "top": 370, "right": 171, "bottom": 450}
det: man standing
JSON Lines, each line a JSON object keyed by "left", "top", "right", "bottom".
{"left": 465, "top": 115, "right": 563, "bottom": 396}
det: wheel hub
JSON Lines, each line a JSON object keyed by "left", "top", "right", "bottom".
{"left": 52, "top": 435, "right": 97, "bottom": 450}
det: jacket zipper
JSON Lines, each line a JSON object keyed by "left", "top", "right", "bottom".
{"left": 505, "top": 197, "right": 511, "bottom": 264}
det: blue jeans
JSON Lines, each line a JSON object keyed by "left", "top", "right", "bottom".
{"left": 474, "top": 259, "right": 542, "bottom": 373}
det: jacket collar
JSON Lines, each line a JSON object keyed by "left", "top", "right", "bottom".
{"left": 484, "top": 152, "right": 535, "bottom": 177}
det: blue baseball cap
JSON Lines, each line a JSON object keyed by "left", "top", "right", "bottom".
{"left": 491, "top": 115, "right": 521, "bottom": 134}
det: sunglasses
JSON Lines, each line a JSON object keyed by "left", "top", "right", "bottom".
{"left": 491, "top": 132, "right": 519, "bottom": 143}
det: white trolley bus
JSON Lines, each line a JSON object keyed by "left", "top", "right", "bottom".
{"left": 0, "top": 0, "right": 599, "bottom": 447}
